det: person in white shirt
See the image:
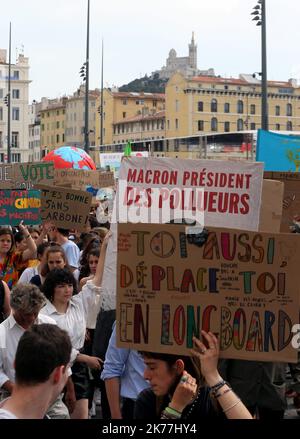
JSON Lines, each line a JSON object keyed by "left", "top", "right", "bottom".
{"left": 0, "top": 323, "right": 72, "bottom": 419}
{"left": 17, "top": 242, "right": 51, "bottom": 284}
{"left": 40, "top": 232, "right": 111, "bottom": 419}
{"left": 0, "top": 283, "right": 71, "bottom": 419}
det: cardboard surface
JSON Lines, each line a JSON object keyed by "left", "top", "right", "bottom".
{"left": 0, "top": 164, "right": 14, "bottom": 189}
{"left": 259, "top": 179, "right": 284, "bottom": 233}
{"left": 0, "top": 162, "right": 54, "bottom": 190}
{"left": 264, "top": 172, "right": 300, "bottom": 233}
{"left": 54, "top": 169, "right": 114, "bottom": 190}
{"left": 116, "top": 222, "right": 299, "bottom": 362}
{"left": 0, "top": 189, "right": 41, "bottom": 225}
{"left": 38, "top": 184, "right": 92, "bottom": 231}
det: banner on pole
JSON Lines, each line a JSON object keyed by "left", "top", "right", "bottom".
{"left": 256, "top": 129, "right": 300, "bottom": 172}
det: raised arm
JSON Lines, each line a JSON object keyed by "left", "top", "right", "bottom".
{"left": 92, "top": 231, "right": 112, "bottom": 287}
{"left": 190, "top": 331, "right": 252, "bottom": 419}
{"left": 2, "top": 281, "right": 11, "bottom": 319}
{"left": 19, "top": 222, "right": 37, "bottom": 261}
{"left": 34, "top": 221, "right": 53, "bottom": 246}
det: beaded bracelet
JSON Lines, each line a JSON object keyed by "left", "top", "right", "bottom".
{"left": 223, "top": 398, "right": 241, "bottom": 414}
{"left": 161, "top": 407, "right": 181, "bottom": 419}
{"left": 209, "top": 379, "right": 228, "bottom": 398}
{"left": 165, "top": 406, "right": 181, "bottom": 418}
{"left": 214, "top": 387, "right": 233, "bottom": 399}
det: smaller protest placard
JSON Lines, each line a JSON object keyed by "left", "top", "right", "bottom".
{"left": 100, "top": 151, "right": 149, "bottom": 177}
{"left": 0, "top": 190, "right": 41, "bottom": 225}
{"left": 0, "top": 162, "right": 54, "bottom": 190}
{"left": 14, "top": 162, "right": 54, "bottom": 189}
{"left": 264, "top": 171, "right": 300, "bottom": 233}
{"left": 54, "top": 169, "right": 114, "bottom": 191}
{"left": 259, "top": 179, "right": 284, "bottom": 233}
{"left": 38, "top": 185, "right": 92, "bottom": 231}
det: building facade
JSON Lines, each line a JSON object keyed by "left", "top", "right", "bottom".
{"left": 65, "top": 86, "right": 98, "bottom": 150}
{"left": 28, "top": 100, "right": 41, "bottom": 162}
{"left": 112, "top": 110, "right": 165, "bottom": 144}
{"left": 40, "top": 98, "right": 67, "bottom": 156}
{"left": 95, "top": 90, "right": 165, "bottom": 145}
{"left": 165, "top": 72, "right": 300, "bottom": 138}
{"left": 0, "top": 50, "right": 31, "bottom": 163}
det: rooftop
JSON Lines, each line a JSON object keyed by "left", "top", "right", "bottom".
{"left": 114, "top": 110, "right": 165, "bottom": 125}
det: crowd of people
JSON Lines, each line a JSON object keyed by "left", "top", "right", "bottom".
{"left": 0, "top": 207, "right": 299, "bottom": 420}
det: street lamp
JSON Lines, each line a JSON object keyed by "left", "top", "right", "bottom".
{"left": 100, "top": 39, "right": 104, "bottom": 146}
{"left": 84, "top": 0, "right": 90, "bottom": 153}
{"left": 7, "top": 22, "right": 12, "bottom": 163}
{"left": 251, "top": 0, "right": 268, "bottom": 131}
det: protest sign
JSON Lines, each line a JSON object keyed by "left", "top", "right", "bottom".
{"left": 54, "top": 169, "right": 114, "bottom": 191}
{"left": 0, "top": 189, "right": 41, "bottom": 225}
{"left": 116, "top": 222, "right": 299, "bottom": 362}
{"left": 38, "top": 185, "right": 92, "bottom": 231}
{"left": 264, "top": 171, "right": 300, "bottom": 232}
{"left": 259, "top": 179, "right": 284, "bottom": 233}
{"left": 0, "top": 164, "right": 14, "bottom": 189}
{"left": 100, "top": 151, "right": 149, "bottom": 177}
{"left": 117, "top": 157, "right": 264, "bottom": 231}
{"left": 0, "top": 162, "right": 54, "bottom": 190}
{"left": 256, "top": 129, "right": 300, "bottom": 171}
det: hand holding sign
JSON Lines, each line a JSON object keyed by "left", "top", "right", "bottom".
{"left": 190, "top": 331, "right": 221, "bottom": 387}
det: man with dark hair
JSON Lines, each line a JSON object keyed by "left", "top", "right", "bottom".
{"left": 0, "top": 324, "right": 72, "bottom": 419}
{"left": 50, "top": 227, "right": 80, "bottom": 272}
{"left": 0, "top": 283, "right": 73, "bottom": 418}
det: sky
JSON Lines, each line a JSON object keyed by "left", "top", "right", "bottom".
{"left": 1, "top": 0, "right": 299, "bottom": 102}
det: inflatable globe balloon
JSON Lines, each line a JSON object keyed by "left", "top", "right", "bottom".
{"left": 43, "top": 146, "right": 96, "bottom": 170}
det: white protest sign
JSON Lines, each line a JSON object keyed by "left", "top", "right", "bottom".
{"left": 116, "top": 157, "right": 264, "bottom": 231}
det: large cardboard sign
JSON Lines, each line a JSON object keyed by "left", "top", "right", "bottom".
{"left": 54, "top": 169, "right": 114, "bottom": 191}
{"left": 117, "top": 157, "right": 264, "bottom": 231}
{"left": 39, "top": 185, "right": 92, "bottom": 231}
{"left": 256, "top": 129, "right": 300, "bottom": 171}
{"left": 259, "top": 179, "right": 284, "bottom": 233}
{"left": 264, "top": 171, "right": 300, "bottom": 233}
{"left": 0, "top": 190, "right": 41, "bottom": 225}
{"left": 117, "top": 222, "right": 299, "bottom": 362}
{"left": 0, "top": 162, "right": 54, "bottom": 190}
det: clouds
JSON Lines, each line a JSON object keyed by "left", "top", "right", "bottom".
{"left": 0, "top": 0, "right": 299, "bottom": 101}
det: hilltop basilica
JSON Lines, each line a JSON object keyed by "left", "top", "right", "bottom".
{"left": 153, "top": 33, "right": 215, "bottom": 79}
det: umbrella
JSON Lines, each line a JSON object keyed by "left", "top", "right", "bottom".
{"left": 43, "top": 146, "right": 96, "bottom": 170}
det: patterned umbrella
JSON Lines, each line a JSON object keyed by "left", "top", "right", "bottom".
{"left": 43, "top": 146, "right": 96, "bottom": 170}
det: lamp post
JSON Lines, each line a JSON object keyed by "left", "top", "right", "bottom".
{"left": 84, "top": 0, "right": 90, "bottom": 153}
{"left": 251, "top": 0, "right": 268, "bottom": 131}
{"left": 7, "top": 22, "right": 12, "bottom": 163}
{"left": 100, "top": 39, "right": 104, "bottom": 145}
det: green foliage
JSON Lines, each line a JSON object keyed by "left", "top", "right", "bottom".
{"left": 119, "top": 75, "right": 168, "bottom": 93}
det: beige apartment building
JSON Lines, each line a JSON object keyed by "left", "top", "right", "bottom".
{"left": 65, "top": 87, "right": 99, "bottom": 152}
{"left": 165, "top": 72, "right": 300, "bottom": 138}
{"left": 112, "top": 110, "right": 165, "bottom": 144}
{"left": 0, "top": 50, "right": 31, "bottom": 163}
{"left": 95, "top": 90, "right": 165, "bottom": 145}
{"left": 40, "top": 98, "right": 67, "bottom": 155}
